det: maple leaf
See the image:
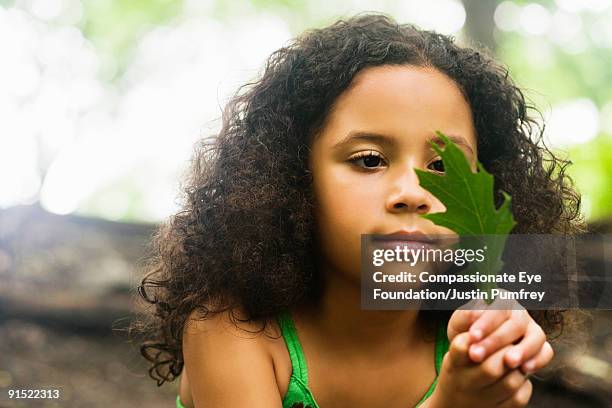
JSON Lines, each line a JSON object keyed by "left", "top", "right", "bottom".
{"left": 414, "top": 131, "right": 517, "bottom": 301}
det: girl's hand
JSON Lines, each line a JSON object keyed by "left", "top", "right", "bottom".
{"left": 447, "top": 297, "right": 554, "bottom": 375}
{"left": 427, "top": 331, "right": 533, "bottom": 407}
{"left": 424, "top": 297, "right": 554, "bottom": 407}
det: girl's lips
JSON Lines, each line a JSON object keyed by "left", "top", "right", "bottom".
{"left": 374, "top": 229, "right": 437, "bottom": 243}
{"left": 373, "top": 239, "right": 436, "bottom": 251}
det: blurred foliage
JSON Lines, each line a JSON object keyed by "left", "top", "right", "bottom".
{"left": 498, "top": 34, "right": 612, "bottom": 108}
{"left": 54, "top": 0, "right": 612, "bottom": 222}
{"left": 493, "top": 4, "right": 612, "bottom": 222}
{"left": 80, "top": 0, "right": 185, "bottom": 79}
{"left": 77, "top": 0, "right": 335, "bottom": 81}
{"left": 568, "top": 135, "right": 612, "bottom": 221}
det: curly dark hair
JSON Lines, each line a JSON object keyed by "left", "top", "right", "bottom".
{"left": 129, "top": 12, "right": 587, "bottom": 388}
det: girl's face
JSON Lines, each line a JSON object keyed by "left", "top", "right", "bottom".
{"left": 309, "top": 65, "right": 478, "bottom": 282}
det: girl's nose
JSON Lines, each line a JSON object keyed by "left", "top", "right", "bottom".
{"left": 385, "top": 166, "right": 432, "bottom": 215}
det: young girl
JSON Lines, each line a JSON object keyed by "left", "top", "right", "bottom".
{"left": 133, "top": 13, "right": 586, "bottom": 407}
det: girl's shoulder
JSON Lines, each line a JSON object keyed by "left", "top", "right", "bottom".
{"left": 183, "top": 306, "right": 290, "bottom": 354}
{"left": 181, "top": 306, "right": 292, "bottom": 406}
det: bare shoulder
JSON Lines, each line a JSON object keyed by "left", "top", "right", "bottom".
{"left": 183, "top": 306, "right": 288, "bottom": 358}
{"left": 184, "top": 306, "right": 275, "bottom": 338}
{"left": 181, "top": 307, "right": 291, "bottom": 407}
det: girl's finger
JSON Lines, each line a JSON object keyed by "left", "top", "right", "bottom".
{"left": 445, "top": 331, "right": 474, "bottom": 370}
{"left": 463, "top": 343, "right": 514, "bottom": 386}
{"left": 520, "top": 341, "right": 554, "bottom": 374}
{"left": 496, "top": 378, "right": 533, "bottom": 408}
{"left": 447, "top": 307, "right": 486, "bottom": 341}
{"left": 481, "top": 369, "right": 528, "bottom": 404}
{"left": 470, "top": 310, "right": 529, "bottom": 365}
{"left": 467, "top": 309, "right": 513, "bottom": 362}
{"left": 469, "top": 308, "right": 512, "bottom": 344}
{"left": 504, "top": 321, "right": 545, "bottom": 369}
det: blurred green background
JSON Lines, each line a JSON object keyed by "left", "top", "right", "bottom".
{"left": 1, "top": 0, "right": 611, "bottom": 223}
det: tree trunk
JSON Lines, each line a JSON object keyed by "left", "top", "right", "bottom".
{"left": 462, "top": 0, "right": 499, "bottom": 53}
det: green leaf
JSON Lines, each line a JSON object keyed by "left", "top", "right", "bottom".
{"left": 414, "top": 131, "right": 517, "bottom": 302}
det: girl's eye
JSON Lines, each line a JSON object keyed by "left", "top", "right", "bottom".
{"left": 347, "top": 151, "right": 387, "bottom": 169}
{"left": 428, "top": 159, "right": 445, "bottom": 173}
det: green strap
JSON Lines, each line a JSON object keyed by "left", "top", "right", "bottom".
{"left": 435, "top": 320, "right": 450, "bottom": 375}
{"left": 415, "top": 321, "right": 450, "bottom": 407}
{"left": 277, "top": 309, "right": 309, "bottom": 385}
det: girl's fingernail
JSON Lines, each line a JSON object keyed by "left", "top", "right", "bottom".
{"left": 471, "top": 345, "right": 485, "bottom": 360}
{"left": 471, "top": 328, "right": 483, "bottom": 341}
{"left": 524, "top": 360, "right": 536, "bottom": 372}
{"left": 508, "top": 349, "right": 522, "bottom": 366}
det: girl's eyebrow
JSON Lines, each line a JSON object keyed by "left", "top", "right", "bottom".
{"left": 333, "top": 130, "right": 474, "bottom": 155}
{"left": 332, "top": 131, "right": 397, "bottom": 151}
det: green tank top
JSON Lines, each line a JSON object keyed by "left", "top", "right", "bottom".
{"left": 175, "top": 311, "right": 449, "bottom": 408}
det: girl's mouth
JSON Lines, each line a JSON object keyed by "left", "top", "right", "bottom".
{"left": 372, "top": 238, "right": 436, "bottom": 251}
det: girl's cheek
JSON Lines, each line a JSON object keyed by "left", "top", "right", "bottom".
{"left": 320, "top": 182, "right": 374, "bottom": 227}
{"left": 313, "top": 183, "right": 368, "bottom": 275}
{"left": 315, "top": 168, "right": 382, "bottom": 242}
